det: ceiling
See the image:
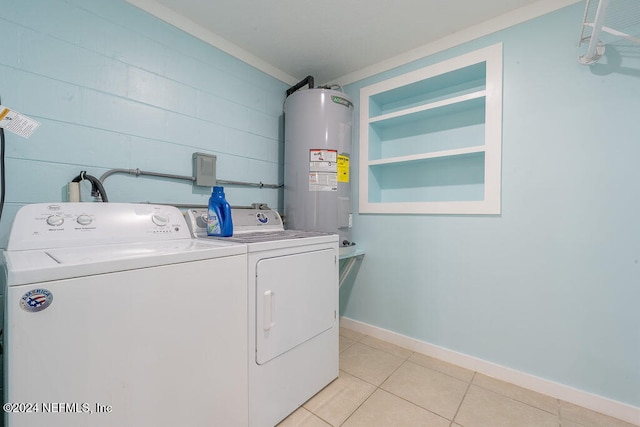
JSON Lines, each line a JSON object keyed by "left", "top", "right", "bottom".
{"left": 127, "top": 0, "right": 580, "bottom": 85}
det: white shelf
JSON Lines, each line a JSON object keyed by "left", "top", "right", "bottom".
{"left": 361, "top": 200, "right": 500, "bottom": 215}
{"left": 368, "top": 145, "right": 486, "bottom": 167}
{"left": 369, "top": 90, "right": 487, "bottom": 125}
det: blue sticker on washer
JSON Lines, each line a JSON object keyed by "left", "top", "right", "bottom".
{"left": 20, "top": 288, "right": 53, "bottom": 312}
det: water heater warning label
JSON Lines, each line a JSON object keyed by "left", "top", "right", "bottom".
{"left": 309, "top": 149, "right": 337, "bottom": 191}
{"left": 337, "top": 155, "right": 349, "bottom": 183}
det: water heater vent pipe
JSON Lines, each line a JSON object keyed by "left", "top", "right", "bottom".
{"left": 286, "top": 75, "right": 314, "bottom": 97}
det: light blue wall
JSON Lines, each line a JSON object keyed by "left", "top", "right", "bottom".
{"left": 341, "top": 3, "right": 640, "bottom": 408}
{"left": 0, "top": 0, "right": 288, "bottom": 249}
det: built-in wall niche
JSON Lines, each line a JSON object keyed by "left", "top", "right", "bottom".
{"left": 359, "top": 43, "right": 503, "bottom": 214}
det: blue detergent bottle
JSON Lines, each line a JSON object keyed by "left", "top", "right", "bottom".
{"left": 207, "top": 186, "right": 233, "bottom": 237}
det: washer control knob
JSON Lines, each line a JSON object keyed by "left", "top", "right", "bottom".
{"left": 256, "top": 212, "right": 269, "bottom": 224}
{"left": 76, "top": 214, "right": 93, "bottom": 226}
{"left": 46, "top": 215, "right": 64, "bottom": 227}
{"left": 152, "top": 214, "right": 169, "bottom": 226}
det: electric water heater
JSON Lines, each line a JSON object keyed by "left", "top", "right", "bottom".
{"left": 283, "top": 88, "right": 354, "bottom": 247}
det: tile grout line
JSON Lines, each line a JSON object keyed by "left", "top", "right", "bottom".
{"left": 472, "top": 378, "right": 562, "bottom": 418}
{"left": 450, "top": 370, "right": 476, "bottom": 426}
{"left": 337, "top": 331, "right": 383, "bottom": 427}
{"left": 312, "top": 408, "right": 337, "bottom": 427}
{"left": 350, "top": 334, "right": 477, "bottom": 385}
{"left": 337, "top": 335, "right": 423, "bottom": 426}
{"left": 337, "top": 375, "right": 378, "bottom": 427}
{"left": 376, "top": 352, "right": 454, "bottom": 425}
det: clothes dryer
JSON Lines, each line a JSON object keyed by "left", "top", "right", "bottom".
{"left": 186, "top": 206, "right": 339, "bottom": 427}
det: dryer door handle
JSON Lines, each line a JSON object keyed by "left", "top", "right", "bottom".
{"left": 263, "top": 290, "right": 275, "bottom": 331}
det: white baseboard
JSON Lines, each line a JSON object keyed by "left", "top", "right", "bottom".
{"left": 340, "top": 317, "right": 640, "bottom": 426}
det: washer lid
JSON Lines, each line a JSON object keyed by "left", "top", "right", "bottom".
{"left": 2, "top": 239, "right": 246, "bottom": 286}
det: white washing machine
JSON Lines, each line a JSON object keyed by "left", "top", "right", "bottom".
{"left": 2, "top": 202, "right": 248, "bottom": 427}
{"left": 186, "top": 205, "right": 339, "bottom": 427}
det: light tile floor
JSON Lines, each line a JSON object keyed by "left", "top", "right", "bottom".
{"left": 278, "top": 326, "right": 638, "bottom": 427}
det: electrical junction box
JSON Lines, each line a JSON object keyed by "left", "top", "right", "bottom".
{"left": 193, "top": 153, "right": 217, "bottom": 187}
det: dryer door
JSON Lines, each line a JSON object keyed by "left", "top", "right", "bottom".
{"left": 255, "top": 248, "right": 337, "bottom": 365}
